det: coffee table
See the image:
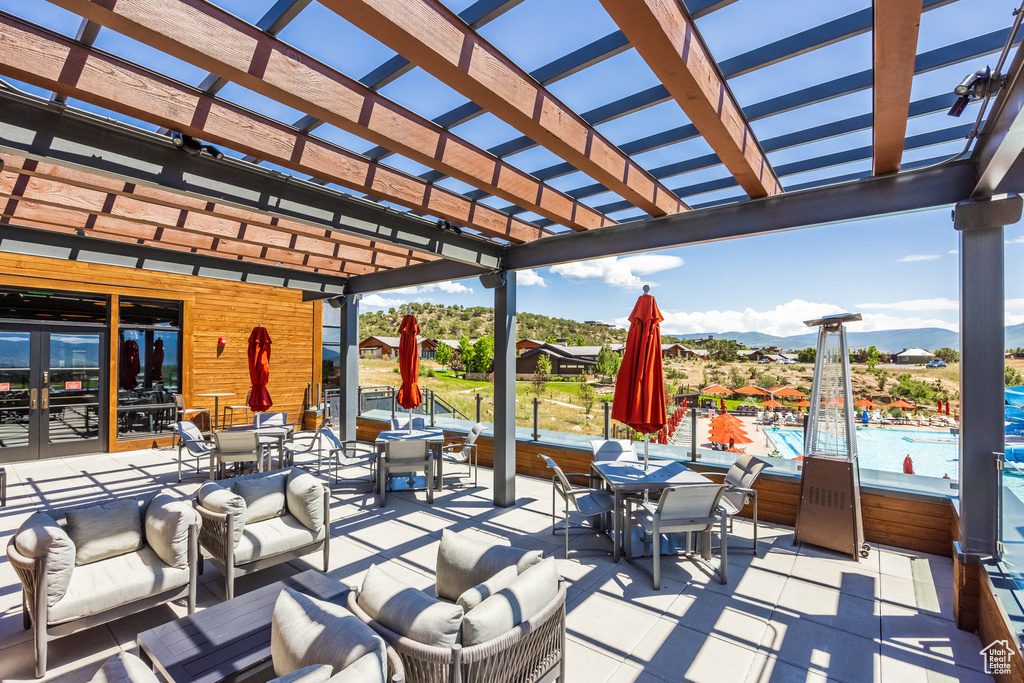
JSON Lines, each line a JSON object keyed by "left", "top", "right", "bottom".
{"left": 137, "top": 570, "right": 346, "bottom": 683}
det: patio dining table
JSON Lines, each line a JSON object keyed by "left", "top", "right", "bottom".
{"left": 590, "top": 460, "right": 711, "bottom": 561}
{"left": 375, "top": 428, "right": 446, "bottom": 492}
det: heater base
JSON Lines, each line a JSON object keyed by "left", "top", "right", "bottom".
{"left": 794, "top": 457, "right": 867, "bottom": 560}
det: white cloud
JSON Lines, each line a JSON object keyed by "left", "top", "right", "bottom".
{"left": 654, "top": 300, "right": 846, "bottom": 337}
{"left": 517, "top": 269, "right": 546, "bottom": 287}
{"left": 390, "top": 281, "right": 473, "bottom": 295}
{"left": 361, "top": 294, "right": 406, "bottom": 308}
{"left": 949, "top": 249, "right": 958, "bottom": 255}
{"left": 855, "top": 298, "right": 959, "bottom": 311}
{"left": 858, "top": 313, "right": 957, "bottom": 332}
{"left": 551, "top": 254, "right": 683, "bottom": 287}
{"left": 898, "top": 254, "right": 940, "bottom": 262}
{"left": 1007, "top": 235, "right": 1024, "bottom": 245}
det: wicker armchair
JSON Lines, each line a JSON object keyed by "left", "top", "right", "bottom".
{"left": 347, "top": 581, "right": 566, "bottom": 683}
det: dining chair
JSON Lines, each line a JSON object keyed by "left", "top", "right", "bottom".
{"left": 626, "top": 484, "right": 728, "bottom": 589}
{"left": 211, "top": 430, "right": 262, "bottom": 480}
{"left": 538, "top": 454, "right": 614, "bottom": 558}
{"left": 320, "top": 430, "right": 377, "bottom": 491}
{"left": 254, "top": 412, "right": 288, "bottom": 428}
{"left": 172, "top": 421, "right": 215, "bottom": 482}
{"left": 589, "top": 439, "right": 639, "bottom": 462}
{"left": 223, "top": 389, "right": 251, "bottom": 427}
{"left": 172, "top": 394, "right": 210, "bottom": 436}
{"left": 441, "top": 422, "right": 484, "bottom": 486}
{"left": 390, "top": 415, "right": 426, "bottom": 430}
{"left": 702, "top": 453, "right": 771, "bottom": 555}
{"left": 379, "top": 439, "right": 434, "bottom": 506}
{"left": 281, "top": 416, "right": 333, "bottom": 472}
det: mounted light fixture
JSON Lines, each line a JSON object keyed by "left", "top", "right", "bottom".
{"left": 948, "top": 66, "right": 992, "bottom": 117}
{"left": 171, "top": 132, "right": 225, "bottom": 159}
{"left": 479, "top": 269, "right": 507, "bottom": 289}
{"left": 218, "top": 336, "right": 227, "bottom": 345}
{"left": 436, "top": 218, "right": 463, "bottom": 235}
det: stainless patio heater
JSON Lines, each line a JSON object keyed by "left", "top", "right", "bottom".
{"left": 794, "top": 312, "right": 869, "bottom": 560}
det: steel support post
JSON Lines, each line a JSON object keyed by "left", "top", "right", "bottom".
{"left": 339, "top": 295, "right": 360, "bottom": 442}
{"left": 603, "top": 401, "right": 611, "bottom": 439}
{"left": 955, "top": 195, "right": 1022, "bottom": 556}
{"left": 493, "top": 271, "right": 517, "bottom": 507}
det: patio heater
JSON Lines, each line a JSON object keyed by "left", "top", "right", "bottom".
{"left": 794, "top": 313, "right": 869, "bottom": 560}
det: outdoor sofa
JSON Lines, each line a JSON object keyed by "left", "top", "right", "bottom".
{"left": 194, "top": 467, "right": 329, "bottom": 600}
{"left": 348, "top": 529, "right": 566, "bottom": 683}
{"left": 7, "top": 493, "right": 200, "bottom": 678}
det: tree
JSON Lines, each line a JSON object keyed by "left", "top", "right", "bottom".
{"left": 458, "top": 335, "right": 474, "bottom": 372}
{"left": 595, "top": 344, "right": 621, "bottom": 379}
{"left": 472, "top": 336, "right": 494, "bottom": 374}
{"left": 726, "top": 366, "right": 745, "bottom": 390}
{"left": 865, "top": 345, "right": 881, "bottom": 369}
{"left": 533, "top": 354, "right": 551, "bottom": 396}
{"left": 797, "top": 347, "right": 816, "bottom": 364}
{"left": 705, "top": 338, "right": 740, "bottom": 362}
{"left": 435, "top": 343, "right": 452, "bottom": 370}
{"left": 577, "top": 375, "right": 596, "bottom": 414}
{"left": 934, "top": 347, "right": 959, "bottom": 363}
{"left": 1007, "top": 366, "right": 1024, "bottom": 387}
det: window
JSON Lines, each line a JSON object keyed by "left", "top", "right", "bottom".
{"left": 323, "top": 304, "right": 340, "bottom": 393}
{"left": 117, "top": 298, "right": 181, "bottom": 440}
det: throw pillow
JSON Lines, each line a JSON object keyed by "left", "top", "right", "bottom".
{"left": 271, "top": 587, "right": 385, "bottom": 680}
{"left": 145, "top": 493, "right": 195, "bottom": 569}
{"left": 286, "top": 469, "right": 324, "bottom": 532}
{"left": 234, "top": 471, "right": 288, "bottom": 523}
{"left": 358, "top": 564, "right": 463, "bottom": 649}
{"left": 197, "top": 481, "right": 246, "bottom": 546}
{"left": 326, "top": 651, "right": 386, "bottom": 683}
{"left": 89, "top": 652, "right": 160, "bottom": 683}
{"left": 435, "top": 529, "right": 543, "bottom": 601}
{"left": 269, "top": 664, "right": 334, "bottom": 683}
{"left": 461, "top": 557, "right": 559, "bottom": 646}
{"left": 66, "top": 498, "right": 143, "bottom": 565}
{"left": 456, "top": 565, "right": 518, "bottom": 612}
{"left": 14, "top": 511, "right": 76, "bottom": 608}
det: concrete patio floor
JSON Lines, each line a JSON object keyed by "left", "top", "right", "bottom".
{"left": 0, "top": 447, "right": 992, "bottom": 683}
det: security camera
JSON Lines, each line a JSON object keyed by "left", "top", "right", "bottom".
{"left": 948, "top": 66, "right": 992, "bottom": 117}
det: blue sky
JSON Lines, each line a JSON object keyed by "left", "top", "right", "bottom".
{"left": 2, "top": 0, "right": 1021, "bottom": 336}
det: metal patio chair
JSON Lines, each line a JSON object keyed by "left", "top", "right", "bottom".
{"left": 379, "top": 439, "right": 434, "bottom": 506}
{"left": 702, "top": 453, "right": 771, "bottom": 554}
{"left": 441, "top": 422, "right": 484, "bottom": 486}
{"left": 172, "top": 420, "right": 215, "bottom": 482}
{"left": 539, "top": 454, "right": 614, "bottom": 558}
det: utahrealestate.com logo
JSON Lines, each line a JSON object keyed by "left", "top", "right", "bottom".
{"left": 980, "top": 640, "right": 1018, "bottom": 675}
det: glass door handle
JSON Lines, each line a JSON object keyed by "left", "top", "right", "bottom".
{"left": 30, "top": 388, "right": 37, "bottom": 410}
{"left": 41, "top": 389, "right": 49, "bottom": 410}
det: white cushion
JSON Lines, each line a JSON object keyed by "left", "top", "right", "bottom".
{"left": 327, "top": 652, "right": 385, "bottom": 683}
{"left": 90, "top": 652, "right": 160, "bottom": 683}
{"left": 13, "top": 512, "right": 76, "bottom": 608}
{"left": 286, "top": 469, "right": 324, "bottom": 532}
{"left": 198, "top": 481, "right": 246, "bottom": 546}
{"left": 271, "top": 665, "right": 334, "bottom": 683}
{"left": 233, "top": 514, "right": 325, "bottom": 565}
{"left": 271, "top": 587, "right": 385, "bottom": 680}
{"left": 461, "top": 557, "right": 559, "bottom": 646}
{"left": 358, "top": 564, "right": 463, "bottom": 649}
{"left": 234, "top": 471, "right": 288, "bottom": 523}
{"left": 144, "top": 493, "right": 195, "bottom": 569}
{"left": 49, "top": 547, "right": 189, "bottom": 625}
{"left": 456, "top": 565, "right": 518, "bottom": 612}
{"left": 435, "top": 530, "right": 542, "bottom": 601}
{"left": 66, "top": 498, "right": 143, "bottom": 565}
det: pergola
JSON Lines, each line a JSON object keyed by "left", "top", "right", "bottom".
{"left": 0, "top": 0, "right": 1021, "bottom": 568}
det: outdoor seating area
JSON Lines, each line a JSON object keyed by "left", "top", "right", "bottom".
{"left": 0, "top": 445, "right": 991, "bottom": 683}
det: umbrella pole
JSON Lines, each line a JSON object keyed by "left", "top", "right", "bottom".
{"left": 643, "top": 433, "right": 649, "bottom": 471}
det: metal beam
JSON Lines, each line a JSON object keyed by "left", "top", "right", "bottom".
{"left": 493, "top": 270, "right": 516, "bottom": 507}
{"left": 0, "top": 91, "right": 502, "bottom": 270}
{"left": 0, "top": 223, "right": 347, "bottom": 292}
{"left": 339, "top": 294, "right": 360, "bottom": 441}
{"left": 345, "top": 259, "right": 489, "bottom": 295}
{"left": 974, "top": 33, "right": 1024, "bottom": 196}
{"left": 504, "top": 161, "right": 979, "bottom": 272}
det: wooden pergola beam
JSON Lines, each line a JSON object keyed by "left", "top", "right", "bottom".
{"left": 0, "top": 15, "right": 545, "bottom": 244}
{"left": 598, "top": 0, "right": 781, "bottom": 199}
{"left": 322, "top": 0, "right": 687, "bottom": 217}
{"left": 872, "top": 0, "right": 924, "bottom": 174}
{"left": 46, "top": 0, "right": 606, "bottom": 233}
{"left": 0, "top": 154, "right": 428, "bottom": 270}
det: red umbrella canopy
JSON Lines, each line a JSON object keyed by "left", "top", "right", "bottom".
{"left": 149, "top": 339, "right": 164, "bottom": 381}
{"left": 612, "top": 292, "right": 666, "bottom": 434}
{"left": 773, "top": 386, "right": 808, "bottom": 398}
{"left": 793, "top": 400, "right": 812, "bottom": 408}
{"left": 709, "top": 431, "right": 753, "bottom": 445}
{"left": 119, "top": 339, "right": 140, "bottom": 391}
{"left": 887, "top": 399, "right": 915, "bottom": 410}
{"left": 248, "top": 326, "right": 273, "bottom": 412}
{"left": 735, "top": 385, "right": 769, "bottom": 396}
{"left": 703, "top": 384, "right": 730, "bottom": 395}
{"left": 396, "top": 315, "right": 422, "bottom": 410}
{"left": 762, "top": 399, "right": 784, "bottom": 409}
{"left": 853, "top": 399, "right": 875, "bottom": 408}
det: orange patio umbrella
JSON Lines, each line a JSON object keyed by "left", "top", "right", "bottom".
{"left": 703, "top": 384, "right": 730, "bottom": 395}
{"left": 887, "top": 399, "right": 915, "bottom": 410}
{"left": 762, "top": 399, "right": 784, "bottom": 409}
{"left": 773, "top": 386, "right": 807, "bottom": 398}
{"left": 709, "top": 430, "right": 753, "bottom": 445}
{"left": 853, "top": 399, "right": 875, "bottom": 409}
{"left": 793, "top": 400, "right": 811, "bottom": 407}
{"left": 710, "top": 413, "right": 744, "bottom": 425}
{"left": 247, "top": 325, "right": 273, "bottom": 412}
{"left": 396, "top": 314, "right": 423, "bottom": 429}
{"left": 735, "top": 385, "right": 769, "bottom": 396}
{"left": 612, "top": 287, "right": 666, "bottom": 468}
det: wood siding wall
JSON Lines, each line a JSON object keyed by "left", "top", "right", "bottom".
{"left": 357, "top": 416, "right": 957, "bottom": 557}
{"left": 0, "top": 252, "right": 321, "bottom": 452}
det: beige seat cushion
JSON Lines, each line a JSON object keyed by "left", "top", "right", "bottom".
{"left": 358, "top": 564, "right": 463, "bottom": 649}
{"left": 234, "top": 471, "right": 288, "bottom": 523}
{"left": 14, "top": 512, "right": 76, "bottom": 608}
{"left": 327, "top": 652, "right": 386, "bottom": 683}
{"left": 145, "top": 493, "right": 195, "bottom": 569}
{"left": 198, "top": 482, "right": 247, "bottom": 546}
{"left": 461, "top": 557, "right": 559, "bottom": 646}
{"left": 90, "top": 652, "right": 160, "bottom": 683}
{"left": 286, "top": 469, "right": 324, "bottom": 532}
{"left": 66, "top": 498, "right": 143, "bottom": 565}
{"left": 456, "top": 565, "right": 518, "bottom": 612}
{"left": 233, "top": 514, "right": 325, "bottom": 565}
{"left": 435, "top": 530, "right": 543, "bottom": 601}
{"left": 49, "top": 547, "right": 189, "bottom": 625}
{"left": 271, "top": 587, "right": 385, "bottom": 679}
{"left": 270, "top": 665, "right": 334, "bottom": 683}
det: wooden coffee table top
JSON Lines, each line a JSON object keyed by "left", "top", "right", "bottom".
{"left": 137, "top": 570, "right": 347, "bottom": 683}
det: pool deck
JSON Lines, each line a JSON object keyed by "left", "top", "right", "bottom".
{"left": 0, "top": 446, "right": 993, "bottom": 683}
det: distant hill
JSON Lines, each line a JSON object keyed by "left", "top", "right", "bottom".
{"left": 686, "top": 326, "right": 1024, "bottom": 353}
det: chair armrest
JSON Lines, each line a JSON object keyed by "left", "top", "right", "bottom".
{"left": 701, "top": 472, "right": 727, "bottom": 481}
{"left": 193, "top": 502, "right": 233, "bottom": 562}
{"left": 563, "top": 487, "right": 608, "bottom": 499}
{"left": 727, "top": 485, "right": 757, "bottom": 494}
{"left": 6, "top": 537, "right": 47, "bottom": 625}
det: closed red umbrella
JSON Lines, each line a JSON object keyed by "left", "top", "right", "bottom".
{"left": 396, "top": 314, "right": 422, "bottom": 413}
{"left": 119, "top": 339, "right": 140, "bottom": 391}
{"left": 945, "top": 400, "right": 951, "bottom": 416}
{"left": 612, "top": 287, "right": 666, "bottom": 468}
{"left": 149, "top": 339, "right": 164, "bottom": 381}
{"left": 720, "top": 397, "right": 726, "bottom": 412}
{"left": 248, "top": 325, "right": 273, "bottom": 412}
{"left": 903, "top": 456, "right": 915, "bottom": 475}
